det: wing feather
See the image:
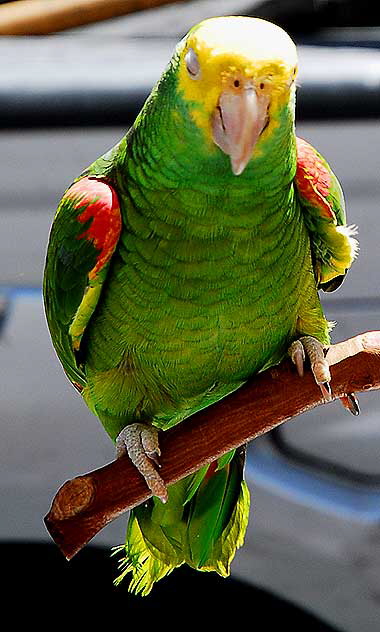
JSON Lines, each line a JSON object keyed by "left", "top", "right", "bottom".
{"left": 43, "top": 177, "right": 122, "bottom": 390}
{"left": 295, "top": 137, "right": 358, "bottom": 292}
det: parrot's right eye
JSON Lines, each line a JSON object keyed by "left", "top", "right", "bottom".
{"left": 185, "top": 48, "right": 201, "bottom": 79}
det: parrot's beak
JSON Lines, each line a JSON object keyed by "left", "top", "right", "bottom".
{"left": 212, "top": 83, "right": 270, "bottom": 175}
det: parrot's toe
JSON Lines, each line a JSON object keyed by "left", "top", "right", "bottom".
{"left": 288, "top": 335, "right": 332, "bottom": 401}
{"left": 116, "top": 423, "right": 168, "bottom": 503}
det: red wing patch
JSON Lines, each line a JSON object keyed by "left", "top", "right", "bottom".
{"left": 67, "top": 177, "right": 122, "bottom": 280}
{"left": 295, "top": 137, "right": 335, "bottom": 220}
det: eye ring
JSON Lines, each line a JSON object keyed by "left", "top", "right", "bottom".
{"left": 185, "top": 48, "right": 201, "bottom": 79}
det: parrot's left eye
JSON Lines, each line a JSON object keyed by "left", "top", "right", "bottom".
{"left": 185, "top": 48, "right": 201, "bottom": 79}
{"left": 288, "top": 66, "right": 298, "bottom": 87}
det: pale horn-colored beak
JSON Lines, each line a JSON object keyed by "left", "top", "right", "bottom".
{"left": 212, "top": 84, "right": 269, "bottom": 175}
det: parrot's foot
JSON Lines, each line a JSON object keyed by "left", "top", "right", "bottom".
{"left": 288, "top": 337, "right": 361, "bottom": 414}
{"left": 116, "top": 423, "right": 168, "bottom": 503}
{"left": 288, "top": 335, "right": 332, "bottom": 401}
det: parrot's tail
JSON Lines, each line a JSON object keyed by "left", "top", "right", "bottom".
{"left": 113, "top": 446, "right": 250, "bottom": 595}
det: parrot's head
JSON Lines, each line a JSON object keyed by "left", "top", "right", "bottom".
{"left": 174, "top": 16, "right": 298, "bottom": 176}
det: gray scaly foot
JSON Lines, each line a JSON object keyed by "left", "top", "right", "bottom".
{"left": 289, "top": 336, "right": 360, "bottom": 414}
{"left": 288, "top": 335, "right": 332, "bottom": 400}
{"left": 116, "top": 423, "right": 168, "bottom": 503}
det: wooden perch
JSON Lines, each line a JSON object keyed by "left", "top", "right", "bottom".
{"left": 0, "top": 0, "right": 184, "bottom": 35}
{"left": 45, "top": 331, "right": 380, "bottom": 560}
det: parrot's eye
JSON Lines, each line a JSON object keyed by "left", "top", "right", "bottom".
{"left": 287, "top": 67, "right": 298, "bottom": 88}
{"left": 185, "top": 48, "right": 201, "bottom": 79}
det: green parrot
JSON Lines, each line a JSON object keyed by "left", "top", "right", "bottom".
{"left": 43, "top": 16, "right": 357, "bottom": 595}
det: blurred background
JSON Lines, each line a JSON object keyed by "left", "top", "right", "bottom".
{"left": 0, "top": 0, "right": 379, "bottom": 628}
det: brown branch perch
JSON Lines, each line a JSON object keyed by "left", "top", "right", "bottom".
{"left": 0, "top": 0, "right": 185, "bottom": 36}
{"left": 45, "top": 331, "right": 380, "bottom": 560}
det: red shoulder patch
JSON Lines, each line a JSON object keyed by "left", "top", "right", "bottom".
{"left": 295, "top": 137, "right": 334, "bottom": 220}
{"left": 67, "top": 177, "right": 122, "bottom": 280}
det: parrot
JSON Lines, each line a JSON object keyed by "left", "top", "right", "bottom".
{"left": 43, "top": 16, "right": 358, "bottom": 595}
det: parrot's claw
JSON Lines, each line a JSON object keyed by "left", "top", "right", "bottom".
{"left": 319, "top": 381, "right": 332, "bottom": 400}
{"left": 340, "top": 393, "right": 360, "bottom": 416}
{"left": 288, "top": 336, "right": 332, "bottom": 401}
{"left": 116, "top": 423, "right": 168, "bottom": 503}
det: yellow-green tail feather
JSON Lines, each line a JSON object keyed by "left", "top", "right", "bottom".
{"left": 113, "top": 448, "right": 250, "bottom": 595}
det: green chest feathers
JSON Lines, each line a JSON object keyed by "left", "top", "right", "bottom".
{"left": 85, "top": 190, "right": 314, "bottom": 423}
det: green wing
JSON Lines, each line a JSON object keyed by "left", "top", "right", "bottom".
{"left": 295, "top": 137, "right": 358, "bottom": 292}
{"left": 43, "top": 177, "right": 122, "bottom": 390}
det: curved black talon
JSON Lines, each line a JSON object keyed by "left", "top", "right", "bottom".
{"left": 319, "top": 381, "right": 332, "bottom": 401}
{"left": 340, "top": 393, "right": 360, "bottom": 416}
